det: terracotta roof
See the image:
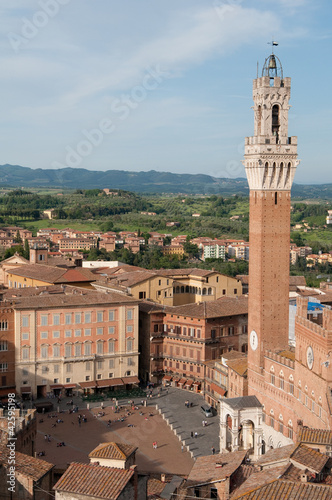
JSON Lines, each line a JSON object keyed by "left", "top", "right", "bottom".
{"left": 53, "top": 462, "right": 134, "bottom": 499}
{"left": 0, "top": 445, "right": 53, "bottom": 481}
{"left": 231, "top": 479, "right": 332, "bottom": 499}
{"left": 290, "top": 443, "right": 329, "bottom": 474}
{"left": 231, "top": 465, "right": 288, "bottom": 499}
{"left": 255, "top": 444, "right": 296, "bottom": 467}
{"left": 94, "top": 264, "right": 145, "bottom": 276}
{"left": 227, "top": 358, "right": 248, "bottom": 377}
{"left": 298, "top": 427, "right": 332, "bottom": 445}
{"left": 7, "top": 264, "right": 96, "bottom": 284}
{"left": 289, "top": 276, "right": 306, "bottom": 286}
{"left": 89, "top": 442, "right": 137, "bottom": 460}
{"left": 2, "top": 284, "right": 138, "bottom": 309}
{"left": 166, "top": 296, "right": 248, "bottom": 319}
{"left": 153, "top": 268, "right": 214, "bottom": 277}
{"left": 187, "top": 450, "right": 246, "bottom": 485}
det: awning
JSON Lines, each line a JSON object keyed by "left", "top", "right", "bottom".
{"left": 96, "top": 379, "right": 115, "bottom": 388}
{"left": 178, "top": 378, "right": 187, "bottom": 386}
{"left": 20, "top": 386, "right": 31, "bottom": 393}
{"left": 122, "top": 376, "right": 140, "bottom": 385}
{"left": 50, "top": 384, "right": 63, "bottom": 390}
{"left": 63, "top": 384, "right": 76, "bottom": 389}
{"left": 193, "top": 381, "right": 200, "bottom": 386}
{"left": 79, "top": 381, "right": 96, "bottom": 389}
{"left": 107, "top": 378, "right": 124, "bottom": 387}
{"left": 163, "top": 375, "right": 172, "bottom": 381}
{"left": 211, "top": 382, "right": 226, "bottom": 397}
{"left": 185, "top": 379, "right": 194, "bottom": 387}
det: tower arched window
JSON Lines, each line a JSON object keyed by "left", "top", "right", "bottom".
{"left": 272, "top": 104, "right": 280, "bottom": 140}
{"left": 257, "top": 105, "right": 262, "bottom": 135}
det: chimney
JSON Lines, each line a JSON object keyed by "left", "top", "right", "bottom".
{"left": 130, "top": 465, "right": 138, "bottom": 500}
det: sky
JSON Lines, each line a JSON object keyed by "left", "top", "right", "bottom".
{"left": 0, "top": 0, "right": 331, "bottom": 184}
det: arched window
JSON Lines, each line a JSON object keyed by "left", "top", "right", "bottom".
{"left": 279, "top": 370, "right": 284, "bottom": 390}
{"left": 257, "top": 105, "right": 262, "bottom": 135}
{"left": 289, "top": 375, "right": 294, "bottom": 395}
{"left": 272, "top": 104, "right": 280, "bottom": 139}
{"left": 202, "top": 288, "right": 207, "bottom": 295}
{"left": 208, "top": 288, "right": 212, "bottom": 295}
{"left": 288, "top": 420, "right": 293, "bottom": 440}
{"left": 270, "top": 366, "right": 275, "bottom": 386}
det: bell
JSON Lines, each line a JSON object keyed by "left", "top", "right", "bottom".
{"left": 269, "top": 56, "right": 277, "bottom": 69}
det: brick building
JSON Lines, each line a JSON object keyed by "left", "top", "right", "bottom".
{"left": 220, "top": 52, "right": 332, "bottom": 458}
{"left": 0, "top": 303, "right": 15, "bottom": 402}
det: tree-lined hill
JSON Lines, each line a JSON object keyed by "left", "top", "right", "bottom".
{"left": 0, "top": 164, "right": 331, "bottom": 198}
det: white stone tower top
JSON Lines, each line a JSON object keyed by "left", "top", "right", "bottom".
{"left": 244, "top": 53, "right": 300, "bottom": 191}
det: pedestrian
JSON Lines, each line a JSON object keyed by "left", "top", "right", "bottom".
{"left": 181, "top": 445, "right": 184, "bottom": 452}
{"left": 44, "top": 434, "right": 47, "bottom": 441}
{"left": 190, "top": 431, "right": 194, "bottom": 438}
{"left": 202, "top": 420, "right": 205, "bottom": 427}
{"left": 48, "top": 434, "right": 51, "bottom": 442}
{"left": 194, "top": 431, "right": 198, "bottom": 439}
{"left": 211, "top": 447, "right": 215, "bottom": 455}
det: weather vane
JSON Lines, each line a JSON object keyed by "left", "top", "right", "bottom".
{"left": 268, "top": 40, "right": 279, "bottom": 54}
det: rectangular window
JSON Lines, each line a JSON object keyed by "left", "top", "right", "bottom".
{"left": 0, "top": 363, "right": 8, "bottom": 372}
{"left": 109, "top": 372, "right": 114, "bottom": 378}
{"left": 270, "top": 416, "right": 274, "bottom": 428}
{"left": 197, "top": 329, "right": 201, "bottom": 339}
{"left": 85, "top": 362, "right": 91, "bottom": 371}
{"left": 53, "top": 314, "right": 60, "bottom": 325}
{"left": 97, "top": 360, "right": 103, "bottom": 369}
{"left": 108, "top": 341, "right": 115, "bottom": 354}
{"left": 75, "top": 344, "right": 81, "bottom": 357}
{"left": 183, "top": 327, "right": 187, "bottom": 335}
{"left": 22, "top": 332, "right": 29, "bottom": 340}
{"left": 65, "top": 314, "right": 71, "bottom": 325}
{"left": 127, "top": 339, "right": 133, "bottom": 351}
{"left": 228, "top": 326, "right": 234, "bottom": 336}
{"left": 53, "top": 345, "right": 60, "bottom": 357}
{"left": 53, "top": 331, "right": 60, "bottom": 338}
{"left": 97, "top": 374, "right": 102, "bottom": 380}
{"left": 108, "top": 310, "right": 115, "bottom": 321}
{"left": 54, "top": 365, "right": 59, "bottom": 373}
{"left": 75, "top": 313, "right": 81, "bottom": 324}
{"left": 97, "top": 342, "right": 103, "bottom": 354}
{"left": 84, "top": 312, "right": 91, "bottom": 323}
{"left": 41, "top": 315, "right": 48, "bottom": 326}
{"left": 65, "top": 345, "right": 72, "bottom": 357}
{"left": 127, "top": 309, "right": 133, "bottom": 320}
{"left": 65, "top": 330, "right": 71, "bottom": 338}
{"left": 22, "top": 348, "right": 29, "bottom": 360}
{"left": 41, "top": 331, "right": 48, "bottom": 339}
{"left": 74, "top": 329, "right": 81, "bottom": 337}
{"left": 109, "top": 359, "right": 115, "bottom": 368}
{"left": 41, "top": 346, "right": 48, "bottom": 359}
{"left": 66, "top": 377, "right": 71, "bottom": 383}
{"left": 139, "top": 291, "right": 146, "bottom": 299}
{"left": 66, "top": 363, "right": 72, "bottom": 373}
{"left": 97, "top": 311, "right": 103, "bottom": 322}
{"left": 22, "top": 369, "right": 28, "bottom": 376}
{"left": 53, "top": 378, "right": 59, "bottom": 384}
{"left": 108, "top": 326, "right": 115, "bottom": 334}
{"left": 84, "top": 343, "right": 91, "bottom": 356}
{"left": 84, "top": 328, "right": 91, "bottom": 336}
{"left": 22, "top": 316, "right": 29, "bottom": 327}
{"left": 127, "top": 325, "right": 133, "bottom": 333}
{"left": 127, "top": 357, "right": 133, "bottom": 366}
{"left": 97, "top": 327, "right": 103, "bottom": 335}
{"left": 85, "top": 375, "right": 90, "bottom": 381}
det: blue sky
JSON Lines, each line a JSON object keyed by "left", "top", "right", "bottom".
{"left": 0, "top": 0, "right": 331, "bottom": 183}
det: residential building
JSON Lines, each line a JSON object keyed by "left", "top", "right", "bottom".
{"left": 88, "top": 442, "right": 137, "bottom": 469}
{"left": 0, "top": 444, "right": 54, "bottom": 500}
{"left": 160, "top": 297, "right": 248, "bottom": 389}
{"left": 6, "top": 264, "right": 97, "bottom": 289}
{"left": 7, "top": 285, "right": 139, "bottom": 399}
{"left": 0, "top": 303, "right": 15, "bottom": 402}
{"left": 54, "top": 462, "right": 146, "bottom": 500}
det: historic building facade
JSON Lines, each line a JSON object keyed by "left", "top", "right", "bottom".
{"left": 220, "top": 51, "right": 332, "bottom": 457}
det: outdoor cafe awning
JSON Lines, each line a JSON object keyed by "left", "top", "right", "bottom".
{"left": 63, "top": 384, "right": 77, "bottom": 389}
{"left": 50, "top": 384, "right": 63, "bottom": 390}
{"left": 122, "top": 376, "right": 140, "bottom": 385}
{"left": 79, "top": 381, "right": 96, "bottom": 389}
{"left": 20, "top": 386, "right": 31, "bottom": 393}
{"left": 178, "top": 378, "right": 187, "bottom": 386}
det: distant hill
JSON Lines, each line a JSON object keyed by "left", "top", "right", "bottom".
{"left": 0, "top": 164, "right": 331, "bottom": 198}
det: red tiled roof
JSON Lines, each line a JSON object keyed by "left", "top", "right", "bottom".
{"left": 167, "top": 296, "right": 248, "bottom": 319}
{"left": 298, "top": 427, "right": 332, "bottom": 445}
{"left": 231, "top": 479, "right": 332, "bottom": 499}
{"left": 53, "top": 462, "right": 134, "bottom": 499}
{"left": 290, "top": 443, "right": 329, "bottom": 474}
{"left": 89, "top": 442, "right": 137, "bottom": 460}
{"left": 0, "top": 445, "right": 53, "bottom": 481}
{"left": 188, "top": 451, "right": 246, "bottom": 484}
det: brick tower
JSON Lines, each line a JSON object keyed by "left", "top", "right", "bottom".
{"left": 244, "top": 53, "right": 300, "bottom": 392}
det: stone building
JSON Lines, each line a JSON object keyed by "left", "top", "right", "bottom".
{"left": 5, "top": 286, "right": 139, "bottom": 399}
